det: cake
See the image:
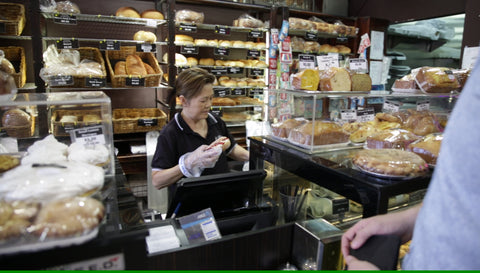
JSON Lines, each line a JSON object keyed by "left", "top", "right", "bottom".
{"left": 351, "top": 73, "right": 372, "bottom": 91}
{"left": 366, "top": 129, "right": 420, "bottom": 149}
{"left": 352, "top": 149, "right": 428, "bottom": 177}
{"left": 288, "top": 121, "right": 349, "bottom": 146}
{"left": 271, "top": 119, "right": 305, "bottom": 139}
{"left": 415, "top": 66, "right": 461, "bottom": 93}
{"left": 319, "top": 67, "right": 351, "bottom": 91}
{"left": 291, "top": 69, "right": 320, "bottom": 91}
{"left": 407, "top": 133, "right": 443, "bottom": 165}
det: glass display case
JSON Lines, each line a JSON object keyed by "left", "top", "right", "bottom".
{"left": 0, "top": 91, "right": 115, "bottom": 175}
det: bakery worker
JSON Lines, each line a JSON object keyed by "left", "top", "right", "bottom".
{"left": 151, "top": 67, "right": 249, "bottom": 191}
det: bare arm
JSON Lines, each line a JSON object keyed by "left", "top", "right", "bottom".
{"left": 228, "top": 144, "right": 249, "bottom": 162}
{"left": 152, "top": 165, "right": 184, "bottom": 190}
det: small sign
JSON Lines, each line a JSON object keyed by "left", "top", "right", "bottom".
{"left": 248, "top": 30, "right": 262, "bottom": 38}
{"left": 136, "top": 43, "right": 156, "bottom": 53}
{"left": 417, "top": 100, "right": 430, "bottom": 111}
{"left": 138, "top": 118, "right": 158, "bottom": 127}
{"left": 332, "top": 198, "right": 349, "bottom": 214}
{"left": 249, "top": 88, "right": 264, "bottom": 96}
{"left": 99, "top": 40, "right": 120, "bottom": 51}
{"left": 383, "top": 100, "right": 401, "bottom": 113}
{"left": 214, "top": 47, "right": 230, "bottom": 56}
{"left": 180, "top": 45, "right": 199, "bottom": 54}
{"left": 85, "top": 77, "right": 106, "bottom": 88}
{"left": 210, "top": 68, "right": 228, "bottom": 75}
{"left": 228, "top": 67, "right": 243, "bottom": 74}
{"left": 250, "top": 68, "right": 265, "bottom": 76}
{"left": 215, "top": 25, "right": 231, "bottom": 35}
{"left": 210, "top": 108, "right": 223, "bottom": 117}
{"left": 231, "top": 88, "right": 246, "bottom": 96}
{"left": 126, "top": 77, "right": 145, "bottom": 86}
{"left": 305, "top": 31, "right": 318, "bottom": 40}
{"left": 349, "top": 58, "right": 368, "bottom": 72}
{"left": 53, "top": 13, "right": 77, "bottom": 25}
{"left": 56, "top": 38, "right": 79, "bottom": 49}
{"left": 247, "top": 50, "right": 261, "bottom": 58}
{"left": 72, "top": 125, "right": 106, "bottom": 146}
{"left": 214, "top": 88, "right": 229, "bottom": 97}
{"left": 178, "top": 208, "right": 221, "bottom": 244}
{"left": 179, "top": 23, "right": 197, "bottom": 32}
{"left": 356, "top": 108, "right": 375, "bottom": 122}
{"left": 316, "top": 55, "right": 339, "bottom": 70}
{"left": 298, "top": 54, "right": 316, "bottom": 70}
{"left": 49, "top": 75, "right": 74, "bottom": 86}
{"left": 336, "top": 36, "right": 348, "bottom": 43}
{"left": 341, "top": 109, "right": 357, "bottom": 121}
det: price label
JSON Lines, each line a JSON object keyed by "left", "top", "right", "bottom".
{"left": 53, "top": 13, "right": 77, "bottom": 25}
{"left": 336, "top": 36, "right": 348, "bottom": 43}
{"left": 332, "top": 198, "right": 349, "bottom": 214}
{"left": 305, "top": 31, "right": 318, "bottom": 41}
{"left": 210, "top": 108, "right": 223, "bottom": 117}
{"left": 85, "top": 77, "right": 106, "bottom": 87}
{"left": 356, "top": 108, "right": 375, "bottom": 122}
{"left": 383, "top": 100, "right": 401, "bottom": 113}
{"left": 145, "top": 19, "right": 157, "bottom": 27}
{"left": 72, "top": 125, "right": 106, "bottom": 146}
{"left": 250, "top": 68, "right": 265, "bottom": 76}
{"left": 49, "top": 75, "right": 74, "bottom": 86}
{"left": 247, "top": 50, "right": 261, "bottom": 58}
{"left": 138, "top": 118, "right": 158, "bottom": 127}
{"left": 180, "top": 45, "right": 199, "bottom": 54}
{"left": 214, "top": 47, "right": 230, "bottom": 56}
{"left": 298, "top": 54, "right": 316, "bottom": 70}
{"left": 179, "top": 23, "right": 197, "bottom": 32}
{"left": 210, "top": 68, "right": 228, "bottom": 75}
{"left": 136, "top": 43, "right": 156, "bottom": 53}
{"left": 249, "top": 88, "right": 264, "bottom": 96}
{"left": 214, "top": 88, "right": 229, "bottom": 97}
{"left": 341, "top": 109, "right": 357, "bottom": 121}
{"left": 316, "top": 54, "right": 339, "bottom": 70}
{"left": 228, "top": 67, "right": 243, "bottom": 74}
{"left": 56, "top": 38, "right": 79, "bottom": 49}
{"left": 215, "top": 25, "right": 231, "bottom": 35}
{"left": 349, "top": 58, "right": 368, "bottom": 72}
{"left": 99, "top": 40, "right": 120, "bottom": 51}
{"left": 126, "top": 77, "right": 145, "bottom": 86}
{"left": 231, "top": 88, "right": 246, "bottom": 96}
{"left": 248, "top": 30, "right": 262, "bottom": 38}
{"left": 417, "top": 100, "right": 430, "bottom": 111}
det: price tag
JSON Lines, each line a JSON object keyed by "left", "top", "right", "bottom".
{"left": 305, "top": 31, "right": 318, "bottom": 41}
{"left": 356, "top": 108, "right": 375, "bottom": 122}
{"left": 231, "top": 88, "right": 246, "bottom": 96}
{"left": 99, "top": 40, "right": 120, "bottom": 51}
{"left": 336, "top": 36, "right": 348, "bottom": 43}
{"left": 214, "top": 88, "right": 229, "bottom": 97}
{"left": 249, "top": 88, "right": 264, "bottom": 96}
{"left": 145, "top": 19, "right": 157, "bottom": 27}
{"left": 53, "top": 13, "right": 77, "bottom": 25}
{"left": 417, "top": 100, "right": 430, "bottom": 111}
{"left": 228, "top": 67, "right": 243, "bottom": 74}
{"left": 248, "top": 30, "right": 262, "bottom": 38}
{"left": 72, "top": 125, "right": 106, "bottom": 146}
{"left": 126, "top": 77, "right": 145, "bottom": 86}
{"left": 298, "top": 54, "right": 316, "bottom": 70}
{"left": 341, "top": 109, "right": 357, "bottom": 121}
{"left": 332, "top": 198, "right": 349, "bottom": 214}
{"left": 136, "top": 43, "right": 156, "bottom": 53}
{"left": 85, "top": 77, "right": 106, "bottom": 88}
{"left": 179, "top": 23, "right": 197, "bottom": 32}
{"left": 250, "top": 68, "right": 265, "bottom": 76}
{"left": 49, "top": 75, "right": 74, "bottom": 86}
{"left": 180, "top": 45, "right": 199, "bottom": 54}
{"left": 210, "top": 108, "right": 223, "bottom": 117}
{"left": 56, "top": 38, "right": 79, "bottom": 49}
{"left": 316, "top": 54, "right": 339, "bottom": 70}
{"left": 349, "top": 58, "right": 368, "bottom": 72}
{"left": 383, "top": 100, "right": 401, "bottom": 113}
{"left": 247, "top": 50, "right": 260, "bottom": 58}
{"left": 138, "top": 118, "right": 158, "bottom": 127}
{"left": 215, "top": 25, "right": 231, "bottom": 35}
{"left": 214, "top": 47, "right": 230, "bottom": 56}
{"left": 210, "top": 68, "right": 228, "bottom": 75}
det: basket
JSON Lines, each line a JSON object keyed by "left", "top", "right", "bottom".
{"left": 106, "top": 46, "right": 163, "bottom": 88}
{"left": 51, "top": 109, "right": 104, "bottom": 136}
{"left": 0, "top": 46, "right": 26, "bottom": 88}
{"left": 0, "top": 3, "right": 25, "bottom": 36}
{"left": 46, "top": 47, "right": 107, "bottom": 88}
{"left": 112, "top": 108, "right": 166, "bottom": 134}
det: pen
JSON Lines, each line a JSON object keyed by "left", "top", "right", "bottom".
{"left": 171, "top": 202, "right": 181, "bottom": 219}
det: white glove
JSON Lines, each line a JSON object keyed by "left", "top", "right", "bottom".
{"left": 179, "top": 145, "right": 222, "bottom": 177}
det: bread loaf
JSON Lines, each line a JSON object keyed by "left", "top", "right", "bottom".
{"left": 415, "top": 67, "right": 460, "bottom": 93}
{"left": 175, "top": 10, "right": 204, "bottom": 24}
{"left": 366, "top": 129, "right": 420, "bottom": 150}
{"left": 291, "top": 69, "right": 320, "bottom": 91}
{"left": 141, "top": 10, "right": 164, "bottom": 20}
{"left": 199, "top": 58, "right": 214, "bottom": 66}
{"left": 143, "top": 62, "right": 156, "bottom": 74}
{"left": 133, "top": 31, "right": 157, "bottom": 43}
{"left": 288, "top": 17, "right": 315, "bottom": 30}
{"left": 2, "top": 109, "right": 31, "bottom": 127}
{"left": 116, "top": 7, "right": 140, "bottom": 18}
{"left": 114, "top": 61, "right": 127, "bottom": 75}
{"left": 125, "top": 55, "right": 147, "bottom": 76}
{"left": 335, "top": 45, "right": 351, "bottom": 54}
{"left": 289, "top": 121, "right": 349, "bottom": 146}
{"left": 212, "top": 97, "right": 237, "bottom": 106}
{"left": 175, "top": 34, "right": 194, "bottom": 44}
{"left": 407, "top": 133, "right": 443, "bottom": 165}
{"left": 186, "top": 57, "right": 198, "bottom": 66}
{"left": 271, "top": 119, "right": 305, "bottom": 139}
{"left": 319, "top": 67, "right": 351, "bottom": 91}
{"left": 351, "top": 73, "right": 372, "bottom": 91}
{"left": 0, "top": 58, "right": 15, "bottom": 75}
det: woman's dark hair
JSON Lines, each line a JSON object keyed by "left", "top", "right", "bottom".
{"left": 175, "top": 67, "right": 215, "bottom": 100}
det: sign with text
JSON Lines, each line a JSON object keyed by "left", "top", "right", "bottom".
{"left": 72, "top": 125, "right": 106, "bottom": 146}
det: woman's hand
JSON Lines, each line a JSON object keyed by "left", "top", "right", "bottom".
{"left": 180, "top": 144, "right": 222, "bottom": 177}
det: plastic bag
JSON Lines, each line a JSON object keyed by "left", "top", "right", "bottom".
{"left": 175, "top": 9, "right": 204, "bottom": 24}
{"left": 234, "top": 14, "right": 264, "bottom": 28}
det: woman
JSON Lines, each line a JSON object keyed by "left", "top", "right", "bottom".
{"left": 151, "top": 67, "right": 249, "bottom": 191}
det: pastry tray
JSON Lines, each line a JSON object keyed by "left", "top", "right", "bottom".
{"left": 352, "top": 161, "right": 427, "bottom": 181}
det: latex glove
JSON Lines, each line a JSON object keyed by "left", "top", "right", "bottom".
{"left": 179, "top": 145, "right": 222, "bottom": 177}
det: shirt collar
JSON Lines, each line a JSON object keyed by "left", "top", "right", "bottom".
{"left": 174, "top": 112, "right": 218, "bottom": 132}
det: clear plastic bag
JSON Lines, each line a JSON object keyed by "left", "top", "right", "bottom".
{"left": 175, "top": 9, "right": 204, "bottom": 24}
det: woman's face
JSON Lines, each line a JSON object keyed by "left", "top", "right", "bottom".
{"left": 182, "top": 83, "right": 213, "bottom": 121}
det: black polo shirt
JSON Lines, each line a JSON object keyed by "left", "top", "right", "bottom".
{"left": 151, "top": 112, "right": 236, "bottom": 176}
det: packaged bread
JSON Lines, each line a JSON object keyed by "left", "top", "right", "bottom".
{"left": 332, "top": 20, "right": 348, "bottom": 35}
{"left": 141, "top": 9, "right": 164, "bottom": 20}
{"left": 319, "top": 67, "right": 351, "bottom": 91}
{"left": 351, "top": 73, "right": 372, "bottom": 91}
{"left": 407, "top": 133, "right": 443, "bottom": 165}
{"left": 125, "top": 55, "right": 147, "bottom": 76}
{"left": 291, "top": 69, "right": 320, "bottom": 91}
{"left": 291, "top": 36, "right": 305, "bottom": 51}
{"left": 415, "top": 66, "right": 461, "bottom": 93}
{"left": 133, "top": 30, "right": 157, "bottom": 43}
{"left": 366, "top": 129, "right": 420, "bottom": 150}
{"left": 452, "top": 68, "right": 470, "bottom": 90}
{"left": 304, "top": 41, "right": 320, "bottom": 52}
{"left": 309, "top": 16, "right": 334, "bottom": 33}
{"left": 116, "top": 7, "right": 140, "bottom": 18}
{"left": 401, "top": 110, "right": 440, "bottom": 136}
{"left": 212, "top": 97, "right": 237, "bottom": 106}
{"left": 55, "top": 1, "right": 81, "bottom": 14}
{"left": 288, "top": 121, "right": 349, "bottom": 146}
{"left": 233, "top": 14, "right": 264, "bottom": 28}
{"left": 288, "top": 17, "right": 315, "bottom": 30}
{"left": 392, "top": 73, "right": 418, "bottom": 92}
{"left": 175, "top": 9, "right": 204, "bottom": 24}
{"left": 319, "top": 44, "right": 338, "bottom": 53}
{"left": 271, "top": 118, "right": 305, "bottom": 139}
{"left": 1, "top": 108, "right": 32, "bottom": 138}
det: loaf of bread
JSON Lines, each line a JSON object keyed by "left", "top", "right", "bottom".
{"left": 271, "top": 119, "right": 305, "bottom": 139}
{"left": 143, "top": 62, "right": 156, "bottom": 74}
{"left": 407, "top": 133, "right": 443, "bottom": 165}
{"left": 114, "top": 61, "right": 127, "bottom": 75}
{"left": 116, "top": 7, "right": 140, "bottom": 18}
{"left": 2, "top": 108, "right": 32, "bottom": 138}
{"left": 415, "top": 67, "right": 461, "bottom": 93}
{"left": 199, "top": 58, "right": 214, "bottom": 66}
{"left": 175, "top": 34, "right": 194, "bottom": 44}
{"left": 304, "top": 41, "right": 320, "bottom": 52}
{"left": 351, "top": 73, "right": 372, "bottom": 91}
{"left": 319, "top": 44, "right": 338, "bottom": 53}
{"left": 55, "top": 1, "right": 81, "bottom": 14}
{"left": 366, "top": 129, "right": 420, "bottom": 150}
{"left": 162, "top": 53, "right": 187, "bottom": 66}
{"left": 133, "top": 30, "right": 157, "bottom": 43}
{"left": 291, "top": 69, "right": 320, "bottom": 91}
{"left": 186, "top": 57, "right": 198, "bottom": 66}
{"left": 288, "top": 121, "right": 349, "bottom": 146}
{"left": 212, "top": 97, "right": 237, "bottom": 106}
{"left": 175, "top": 9, "right": 204, "bottom": 24}
{"left": 291, "top": 36, "right": 305, "bottom": 51}
{"left": 335, "top": 45, "right": 351, "bottom": 54}
{"left": 392, "top": 74, "right": 418, "bottom": 91}
{"left": 125, "top": 55, "right": 147, "bottom": 76}
{"left": 319, "top": 67, "right": 351, "bottom": 91}
{"left": 288, "top": 17, "right": 315, "bottom": 30}
{"left": 141, "top": 9, "right": 164, "bottom": 20}
{"left": 233, "top": 14, "right": 264, "bottom": 28}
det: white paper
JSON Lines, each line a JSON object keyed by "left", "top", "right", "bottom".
{"left": 369, "top": 60, "right": 383, "bottom": 85}
{"left": 370, "top": 30, "right": 384, "bottom": 60}
{"left": 145, "top": 225, "right": 181, "bottom": 253}
{"left": 462, "top": 46, "right": 479, "bottom": 69}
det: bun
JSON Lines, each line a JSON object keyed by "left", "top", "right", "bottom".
{"left": 218, "top": 40, "right": 232, "bottom": 47}
{"left": 194, "top": 39, "right": 208, "bottom": 46}
{"left": 207, "top": 39, "right": 218, "bottom": 47}
{"left": 304, "top": 41, "right": 320, "bottom": 52}
{"left": 2, "top": 109, "right": 32, "bottom": 138}
{"left": 0, "top": 58, "right": 15, "bottom": 75}
{"left": 140, "top": 9, "right": 164, "bottom": 20}
{"left": 232, "top": 40, "right": 245, "bottom": 48}
{"left": 162, "top": 53, "right": 187, "bottom": 65}
{"left": 186, "top": 57, "right": 198, "bottom": 66}
{"left": 133, "top": 31, "right": 157, "bottom": 43}
{"left": 207, "top": 136, "right": 231, "bottom": 152}
{"left": 255, "top": 42, "right": 266, "bottom": 50}
{"left": 114, "top": 61, "right": 127, "bottom": 75}
{"left": 175, "top": 34, "right": 194, "bottom": 44}
{"left": 125, "top": 55, "right": 147, "bottom": 76}
{"left": 335, "top": 45, "right": 351, "bottom": 54}
{"left": 55, "top": 1, "right": 81, "bottom": 14}
{"left": 143, "top": 62, "right": 156, "bottom": 74}
{"left": 319, "top": 67, "right": 351, "bottom": 91}
{"left": 116, "top": 7, "right": 140, "bottom": 18}
{"left": 199, "top": 58, "right": 214, "bottom": 66}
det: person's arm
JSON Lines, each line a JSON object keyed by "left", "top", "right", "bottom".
{"left": 152, "top": 166, "right": 184, "bottom": 190}
{"left": 227, "top": 144, "right": 249, "bottom": 162}
{"left": 342, "top": 204, "right": 421, "bottom": 264}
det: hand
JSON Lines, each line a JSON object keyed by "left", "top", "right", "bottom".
{"left": 344, "top": 255, "right": 380, "bottom": 270}
{"left": 179, "top": 145, "right": 222, "bottom": 177}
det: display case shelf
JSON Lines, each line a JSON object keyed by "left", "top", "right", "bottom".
{"left": 42, "top": 12, "right": 167, "bottom": 28}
